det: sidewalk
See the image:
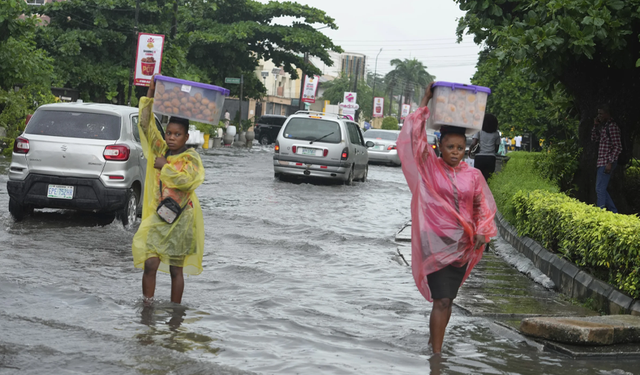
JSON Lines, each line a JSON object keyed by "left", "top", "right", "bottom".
{"left": 395, "top": 222, "right": 640, "bottom": 358}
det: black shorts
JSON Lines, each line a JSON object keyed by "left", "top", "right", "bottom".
{"left": 427, "top": 263, "right": 468, "bottom": 299}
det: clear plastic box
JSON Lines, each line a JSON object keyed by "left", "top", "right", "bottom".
{"left": 152, "top": 75, "right": 230, "bottom": 125}
{"left": 427, "top": 82, "right": 491, "bottom": 135}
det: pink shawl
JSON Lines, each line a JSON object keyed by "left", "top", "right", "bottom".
{"left": 397, "top": 106, "right": 497, "bottom": 302}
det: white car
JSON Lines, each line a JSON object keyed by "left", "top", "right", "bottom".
{"left": 273, "top": 111, "right": 374, "bottom": 184}
{"left": 363, "top": 129, "right": 401, "bottom": 166}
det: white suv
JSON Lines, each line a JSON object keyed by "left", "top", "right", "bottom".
{"left": 273, "top": 111, "right": 374, "bottom": 184}
{"left": 7, "top": 102, "right": 163, "bottom": 226}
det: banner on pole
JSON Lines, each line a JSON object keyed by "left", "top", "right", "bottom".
{"left": 373, "top": 97, "right": 384, "bottom": 118}
{"left": 134, "top": 33, "right": 165, "bottom": 87}
{"left": 401, "top": 104, "right": 411, "bottom": 120}
{"left": 302, "top": 75, "right": 319, "bottom": 103}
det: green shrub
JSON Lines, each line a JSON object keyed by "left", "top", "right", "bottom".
{"left": 513, "top": 190, "right": 640, "bottom": 298}
{"left": 533, "top": 138, "right": 582, "bottom": 194}
{"left": 488, "top": 151, "right": 559, "bottom": 223}
{"left": 381, "top": 116, "right": 398, "bottom": 130}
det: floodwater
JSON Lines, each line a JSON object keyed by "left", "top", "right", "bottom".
{"left": 0, "top": 147, "right": 636, "bottom": 374}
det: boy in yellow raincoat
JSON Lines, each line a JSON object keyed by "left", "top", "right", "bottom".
{"left": 132, "top": 76, "right": 205, "bottom": 304}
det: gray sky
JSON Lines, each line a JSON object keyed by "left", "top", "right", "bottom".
{"left": 265, "top": 0, "right": 482, "bottom": 84}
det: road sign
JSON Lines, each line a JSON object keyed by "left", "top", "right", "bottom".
{"left": 225, "top": 77, "right": 241, "bottom": 84}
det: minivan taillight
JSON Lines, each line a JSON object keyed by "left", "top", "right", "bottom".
{"left": 274, "top": 140, "right": 280, "bottom": 153}
{"left": 341, "top": 147, "right": 348, "bottom": 160}
{"left": 323, "top": 149, "right": 328, "bottom": 157}
{"left": 104, "top": 145, "right": 130, "bottom": 161}
{"left": 13, "top": 136, "right": 30, "bottom": 154}
{"left": 292, "top": 145, "right": 297, "bottom": 154}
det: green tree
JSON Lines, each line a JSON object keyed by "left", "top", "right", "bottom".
{"left": 33, "top": 0, "right": 341, "bottom": 104}
{"left": 319, "top": 74, "right": 374, "bottom": 120}
{"left": 471, "top": 50, "right": 579, "bottom": 142}
{"left": 388, "top": 58, "right": 435, "bottom": 118}
{"left": 455, "top": 0, "right": 640, "bottom": 211}
{"left": 0, "top": 0, "right": 53, "bottom": 90}
{"left": 0, "top": 0, "right": 56, "bottom": 143}
{"left": 381, "top": 116, "right": 398, "bottom": 130}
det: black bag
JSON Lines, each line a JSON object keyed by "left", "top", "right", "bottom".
{"left": 157, "top": 196, "right": 184, "bottom": 224}
{"left": 156, "top": 152, "right": 188, "bottom": 224}
{"left": 605, "top": 123, "right": 631, "bottom": 166}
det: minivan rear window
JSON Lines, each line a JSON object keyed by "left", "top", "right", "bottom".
{"left": 282, "top": 118, "right": 341, "bottom": 143}
{"left": 25, "top": 110, "right": 121, "bottom": 140}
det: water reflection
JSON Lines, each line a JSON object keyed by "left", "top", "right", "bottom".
{"left": 137, "top": 303, "right": 221, "bottom": 355}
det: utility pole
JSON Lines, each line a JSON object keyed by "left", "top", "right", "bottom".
{"left": 127, "top": 0, "right": 140, "bottom": 106}
{"left": 298, "top": 52, "right": 309, "bottom": 110}
{"left": 170, "top": 0, "right": 178, "bottom": 40}
{"left": 240, "top": 74, "right": 244, "bottom": 126}
{"left": 371, "top": 48, "right": 382, "bottom": 119}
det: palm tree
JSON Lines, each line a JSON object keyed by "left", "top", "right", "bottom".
{"left": 388, "top": 58, "right": 435, "bottom": 118}
{"left": 384, "top": 70, "right": 400, "bottom": 116}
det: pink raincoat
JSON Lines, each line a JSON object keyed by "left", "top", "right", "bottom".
{"left": 397, "top": 106, "right": 497, "bottom": 302}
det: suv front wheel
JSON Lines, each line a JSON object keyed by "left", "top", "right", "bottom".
{"left": 117, "top": 188, "right": 139, "bottom": 228}
{"left": 260, "top": 135, "right": 270, "bottom": 145}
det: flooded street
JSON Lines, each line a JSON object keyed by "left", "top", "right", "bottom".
{"left": 0, "top": 147, "right": 636, "bottom": 374}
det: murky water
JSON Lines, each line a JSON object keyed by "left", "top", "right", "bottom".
{"left": 0, "top": 148, "right": 636, "bottom": 374}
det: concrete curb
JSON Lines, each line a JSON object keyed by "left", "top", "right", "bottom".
{"left": 495, "top": 212, "right": 639, "bottom": 315}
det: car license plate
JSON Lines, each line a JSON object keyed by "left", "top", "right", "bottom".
{"left": 301, "top": 148, "right": 317, "bottom": 156}
{"left": 47, "top": 184, "right": 74, "bottom": 199}
{"left": 374, "top": 145, "right": 385, "bottom": 150}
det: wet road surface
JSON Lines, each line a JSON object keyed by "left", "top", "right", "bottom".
{"left": 0, "top": 147, "right": 636, "bottom": 374}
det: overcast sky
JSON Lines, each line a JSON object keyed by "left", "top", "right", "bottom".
{"left": 265, "top": 0, "right": 482, "bottom": 84}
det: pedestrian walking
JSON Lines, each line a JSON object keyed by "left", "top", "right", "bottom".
{"left": 397, "top": 83, "right": 498, "bottom": 355}
{"left": 514, "top": 135, "right": 522, "bottom": 151}
{"left": 591, "top": 103, "right": 622, "bottom": 213}
{"left": 132, "top": 75, "right": 206, "bottom": 304}
{"left": 468, "top": 114, "right": 501, "bottom": 181}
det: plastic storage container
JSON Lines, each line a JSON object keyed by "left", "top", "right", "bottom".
{"left": 427, "top": 82, "right": 491, "bottom": 135}
{"left": 153, "top": 75, "right": 230, "bottom": 125}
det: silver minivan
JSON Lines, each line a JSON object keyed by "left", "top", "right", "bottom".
{"left": 272, "top": 111, "right": 374, "bottom": 184}
{"left": 7, "top": 102, "right": 163, "bottom": 226}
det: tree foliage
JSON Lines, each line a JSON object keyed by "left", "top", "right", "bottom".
{"left": 455, "top": 0, "right": 640, "bottom": 211}
{"left": 320, "top": 74, "right": 374, "bottom": 120}
{"left": 381, "top": 116, "right": 398, "bottom": 130}
{"left": 384, "top": 58, "right": 434, "bottom": 119}
{"left": 32, "top": 0, "right": 342, "bottom": 103}
{"left": 0, "top": 0, "right": 53, "bottom": 90}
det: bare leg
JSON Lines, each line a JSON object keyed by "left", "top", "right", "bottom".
{"left": 143, "top": 257, "right": 160, "bottom": 300}
{"left": 169, "top": 265, "right": 184, "bottom": 304}
{"left": 429, "top": 298, "right": 454, "bottom": 354}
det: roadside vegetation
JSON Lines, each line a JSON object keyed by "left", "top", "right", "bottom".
{"left": 489, "top": 153, "right": 640, "bottom": 299}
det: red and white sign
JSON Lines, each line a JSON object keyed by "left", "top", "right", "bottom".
{"left": 343, "top": 92, "right": 357, "bottom": 104}
{"left": 401, "top": 104, "right": 411, "bottom": 120}
{"left": 302, "top": 75, "right": 320, "bottom": 103}
{"left": 373, "top": 97, "right": 384, "bottom": 118}
{"left": 134, "top": 33, "right": 165, "bottom": 87}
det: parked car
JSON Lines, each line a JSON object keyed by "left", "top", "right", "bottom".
{"left": 363, "top": 129, "right": 402, "bottom": 166}
{"left": 7, "top": 102, "right": 164, "bottom": 227}
{"left": 273, "top": 111, "right": 374, "bottom": 184}
{"left": 254, "top": 114, "right": 287, "bottom": 145}
{"left": 428, "top": 133, "right": 441, "bottom": 157}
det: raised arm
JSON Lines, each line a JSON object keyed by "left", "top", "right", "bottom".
{"left": 137, "top": 75, "right": 167, "bottom": 158}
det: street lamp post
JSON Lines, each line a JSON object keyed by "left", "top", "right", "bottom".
{"left": 371, "top": 48, "right": 382, "bottom": 120}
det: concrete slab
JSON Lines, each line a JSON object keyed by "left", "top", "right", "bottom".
{"left": 520, "top": 315, "right": 640, "bottom": 345}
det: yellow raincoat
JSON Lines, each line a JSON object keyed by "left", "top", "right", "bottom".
{"left": 132, "top": 97, "right": 205, "bottom": 275}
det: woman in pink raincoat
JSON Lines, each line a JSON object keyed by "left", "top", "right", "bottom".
{"left": 397, "top": 83, "right": 497, "bottom": 355}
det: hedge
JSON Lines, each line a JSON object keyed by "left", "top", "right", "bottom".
{"left": 487, "top": 152, "right": 559, "bottom": 223}
{"left": 513, "top": 190, "right": 640, "bottom": 298}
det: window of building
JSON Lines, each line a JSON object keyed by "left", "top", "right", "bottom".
{"left": 26, "top": 0, "right": 46, "bottom": 5}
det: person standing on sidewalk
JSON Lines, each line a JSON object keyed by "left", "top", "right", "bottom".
{"left": 397, "top": 83, "right": 498, "bottom": 355}
{"left": 591, "top": 104, "right": 622, "bottom": 213}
